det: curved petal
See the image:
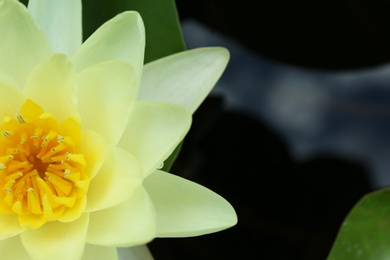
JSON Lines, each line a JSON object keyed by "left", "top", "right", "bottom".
{"left": 0, "top": 0, "right": 52, "bottom": 89}
{"left": 72, "top": 11, "right": 145, "bottom": 83}
{"left": 23, "top": 54, "right": 78, "bottom": 121}
{"left": 87, "top": 186, "right": 156, "bottom": 247}
{"left": 0, "top": 235, "right": 32, "bottom": 259}
{"left": 139, "top": 47, "right": 229, "bottom": 114}
{"left": 144, "top": 170, "right": 237, "bottom": 237}
{"left": 76, "top": 60, "right": 137, "bottom": 145}
{"left": 86, "top": 146, "right": 143, "bottom": 212}
{"left": 118, "top": 101, "right": 191, "bottom": 177}
{"left": 28, "top": 0, "right": 82, "bottom": 56}
{"left": 0, "top": 214, "right": 26, "bottom": 240}
{"left": 21, "top": 213, "right": 89, "bottom": 260}
{"left": 82, "top": 244, "right": 118, "bottom": 260}
{"left": 118, "top": 245, "right": 154, "bottom": 260}
{"left": 0, "top": 82, "right": 24, "bottom": 120}
{"left": 80, "top": 130, "right": 108, "bottom": 180}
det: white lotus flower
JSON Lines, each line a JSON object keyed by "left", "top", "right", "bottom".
{"left": 0, "top": 0, "right": 237, "bottom": 259}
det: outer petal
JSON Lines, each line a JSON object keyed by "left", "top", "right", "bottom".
{"left": 0, "top": 235, "right": 32, "bottom": 259}
{"left": 23, "top": 54, "right": 78, "bottom": 121}
{"left": 83, "top": 244, "right": 118, "bottom": 260}
{"left": 86, "top": 146, "right": 143, "bottom": 212}
{"left": 0, "top": 214, "right": 25, "bottom": 240}
{"left": 118, "top": 245, "right": 154, "bottom": 260}
{"left": 144, "top": 170, "right": 237, "bottom": 237}
{"left": 87, "top": 186, "right": 156, "bottom": 247}
{"left": 118, "top": 101, "right": 191, "bottom": 177}
{"left": 28, "top": 0, "right": 82, "bottom": 56}
{"left": 21, "top": 213, "right": 89, "bottom": 260}
{"left": 0, "top": 0, "right": 52, "bottom": 89}
{"left": 139, "top": 47, "right": 229, "bottom": 114}
{"left": 76, "top": 60, "right": 137, "bottom": 145}
{"left": 72, "top": 11, "right": 145, "bottom": 83}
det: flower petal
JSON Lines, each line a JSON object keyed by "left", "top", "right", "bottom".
{"left": 0, "top": 235, "right": 31, "bottom": 259}
{"left": 80, "top": 130, "right": 108, "bottom": 180}
{"left": 87, "top": 186, "right": 156, "bottom": 247}
{"left": 144, "top": 170, "right": 237, "bottom": 237}
{"left": 21, "top": 213, "right": 89, "bottom": 260}
{"left": 72, "top": 11, "right": 145, "bottom": 82}
{"left": 118, "top": 245, "right": 154, "bottom": 260}
{"left": 0, "top": 214, "right": 25, "bottom": 240}
{"left": 0, "top": 82, "right": 24, "bottom": 120}
{"left": 139, "top": 47, "right": 229, "bottom": 114}
{"left": 82, "top": 244, "right": 118, "bottom": 260}
{"left": 118, "top": 101, "right": 191, "bottom": 177}
{"left": 0, "top": 0, "right": 52, "bottom": 89}
{"left": 23, "top": 54, "right": 78, "bottom": 121}
{"left": 28, "top": 0, "right": 82, "bottom": 56}
{"left": 76, "top": 60, "right": 137, "bottom": 145}
{"left": 59, "top": 195, "right": 87, "bottom": 223}
{"left": 86, "top": 146, "right": 143, "bottom": 212}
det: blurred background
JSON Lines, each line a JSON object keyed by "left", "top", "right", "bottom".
{"left": 148, "top": 0, "right": 390, "bottom": 259}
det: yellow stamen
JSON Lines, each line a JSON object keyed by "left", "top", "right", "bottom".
{"left": 0, "top": 99, "right": 88, "bottom": 228}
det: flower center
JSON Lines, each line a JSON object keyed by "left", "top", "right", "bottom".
{"left": 0, "top": 99, "right": 88, "bottom": 227}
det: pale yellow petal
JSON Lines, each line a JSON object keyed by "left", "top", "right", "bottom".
{"left": 144, "top": 170, "right": 237, "bottom": 237}
{"left": 0, "top": 235, "right": 32, "bottom": 259}
{"left": 23, "top": 54, "right": 78, "bottom": 121}
{"left": 80, "top": 130, "right": 108, "bottom": 180}
{"left": 118, "top": 101, "right": 191, "bottom": 177}
{"left": 86, "top": 146, "right": 143, "bottom": 212}
{"left": 0, "top": 214, "right": 25, "bottom": 240}
{"left": 82, "top": 244, "right": 118, "bottom": 260}
{"left": 0, "top": 0, "right": 52, "bottom": 89}
{"left": 76, "top": 60, "right": 137, "bottom": 145}
{"left": 21, "top": 213, "right": 89, "bottom": 260}
{"left": 87, "top": 186, "right": 156, "bottom": 247}
{"left": 118, "top": 245, "right": 154, "bottom": 260}
{"left": 140, "top": 47, "right": 229, "bottom": 114}
{"left": 72, "top": 11, "right": 144, "bottom": 83}
{"left": 0, "top": 82, "right": 24, "bottom": 120}
{"left": 28, "top": 0, "right": 82, "bottom": 56}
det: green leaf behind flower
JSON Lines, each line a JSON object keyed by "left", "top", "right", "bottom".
{"left": 82, "top": 0, "right": 186, "bottom": 63}
{"left": 328, "top": 189, "right": 390, "bottom": 260}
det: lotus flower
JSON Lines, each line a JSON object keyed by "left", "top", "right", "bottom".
{"left": 0, "top": 0, "right": 237, "bottom": 259}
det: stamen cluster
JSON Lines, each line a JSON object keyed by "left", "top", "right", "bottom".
{"left": 0, "top": 99, "right": 87, "bottom": 225}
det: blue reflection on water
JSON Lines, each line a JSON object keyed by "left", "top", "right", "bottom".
{"left": 182, "top": 19, "right": 390, "bottom": 188}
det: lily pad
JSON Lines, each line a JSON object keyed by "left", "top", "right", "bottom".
{"left": 328, "top": 188, "right": 390, "bottom": 260}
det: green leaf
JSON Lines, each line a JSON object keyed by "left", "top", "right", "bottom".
{"left": 328, "top": 188, "right": 390, "bottom": 260}
{"left": 161, "top": 141, "right": 183, "bottom": 171}
{"left": 20, "top": 0, "right": 28, "bottom": 6}
{"left": 82, "top": 0, "right": 186, "bottom": 63}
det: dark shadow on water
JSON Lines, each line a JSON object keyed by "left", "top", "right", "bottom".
{"left": 148, "top": 96, "right": 371, "bottom": 259}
